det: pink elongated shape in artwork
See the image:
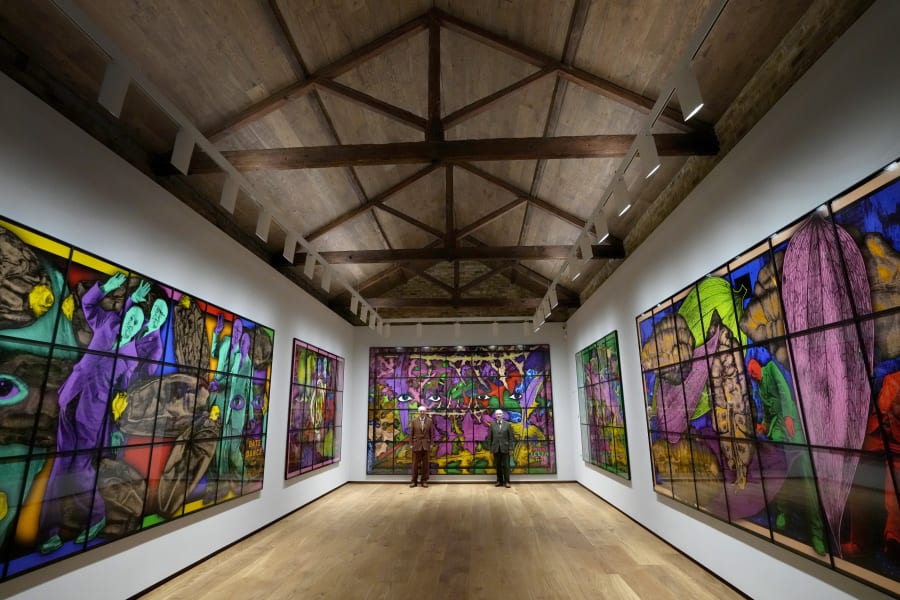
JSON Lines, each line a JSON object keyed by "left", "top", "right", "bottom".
{"left": 782, "top": 214, "right": 874, "bottom": 555}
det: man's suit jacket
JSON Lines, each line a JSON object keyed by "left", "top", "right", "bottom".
{"left": 486, "top": 419, "right": 515, "bottom": 453}
{"left": 409, "top": 415, "right": 434, "bottom": 451}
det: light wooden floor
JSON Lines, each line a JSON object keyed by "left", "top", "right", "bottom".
{"left": 137, "top": 483, "right": 744, "bottom": 600}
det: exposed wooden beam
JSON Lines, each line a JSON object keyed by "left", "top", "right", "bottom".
{"left": 561, "top": 0, "right": 591, "bottom": 65}
{"left": 367, "top": 297, "right": 577, "bottom": 309}
{"left": 445, "top": 165, "right": 455, "bottom": 246}
{"left": 455, "top": 196, "right": 527, "bottom": 238}
{"left": 315, "top": 80, "right": 427, "bottom": 131}
{"left": 457, "top": 163, "right": 585, "bottom": 229}
{"left": 188, "top": 132, "right": 717, "bottom": 172}
{"left": 204, "top": 13, "right": 429, "bottom": 140}
{"left": 427, "top": 15, "right": 443, "bottom": 141}
{"left": 375, "top": 204, "right": 445, "bottom": 239}
{"left": 266, "top": 0, "right": 393, "bottom": 252}
{"left": 442, "top": 66, "right": 557, "bottom": 130}
{"left": 459, "top": 263, "right": 513, "bottom": 292}
{"left": 403, "top": 267, "right": 455, "bottom": 295}
{"left": 302, "top": 245, "right": 576, "bottom": 264}
{"left": 306, "top": 163, "right": 440, "bottom": 240}
{"left": 433, "top": 8, "right": 697, "bottom": 132}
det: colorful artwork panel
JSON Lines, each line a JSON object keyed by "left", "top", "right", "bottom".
{"left": 576, "top": 331, "right": 630, "bottom": 479}
{"left": 285, "top": 339, "right": 343, "bottom": 478}
{"left": 367, "top": 345, "right": 556, "bottom": 476}
{"left": 0, "top": 215, "right": 273, "bottom": 582}
{"left": 636, "top": 165, "right": 900, "bottom": 596}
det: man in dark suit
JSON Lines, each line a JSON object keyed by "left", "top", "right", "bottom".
{"left": 409, "top": 405, "right": 434, "bottom": 488}
{"left": 486, "top": 408, "right": 515, "bottom": 488}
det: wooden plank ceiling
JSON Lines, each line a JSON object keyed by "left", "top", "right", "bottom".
{"left": 0, "top": 0, "right": 872, "bottom": 324}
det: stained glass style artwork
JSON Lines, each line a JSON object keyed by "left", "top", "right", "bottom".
{"left": 367, "top": 345, "right": 555, "bottom": 475}
{"left": 636, "top": 164, "right": 900, "bottom": 596}
{"left": 0, "top": 216, "right": 273, "bottom": 581}
{"left": 286, "top": 340, "right": 343, "bottom": 478}
{"left": 576, "top": 331, "right": 629, "bottom": 478}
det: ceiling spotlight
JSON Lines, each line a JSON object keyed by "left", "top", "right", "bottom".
{"left": 98, "top": 61, "right": 129, "bottom": 118}
{"left": 255, "top": 209, "right": 272, "bottom": 242}
{"left": 350, "top": 295, "right": 359, "bottom": 315}
{"left": 220, "top": 175, "right": 239, "bottom": 214}
{"left": 170, "top": 128, "right": 194, "bottom": 175}
{"left": 282, "top": 233, "right": 297, "bottom": 263}
{"left": 637, "top": 131, "right": 661, "bottom": 179}
{"left": 303, "top": 252, "right": 316, "bottom": 280}
{"left": 592, "top": 209, "right": 609, "bottom": 243}
{"left": 320, "top": 265, "right": 332, "bottom": 293}
{"left": 416, "top": 322, "right": 423, "bottom": 338}
{"left": 578, "top": 234, "right": 593, "bottom": 261}
{"left": 612, "top": 175, "right": 632, "bottom": 216}
{"left": 549, "top": 286, "right": 559, "bottom": 309}
{"left": 674, "top": 62, "right": 704, "bottom": 121}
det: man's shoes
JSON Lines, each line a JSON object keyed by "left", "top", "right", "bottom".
{"left": 495, "top": 482, "right": 503, "bottom": 487}
{"left": 409, "top": 483, "right": 417, "bottom": 488}
{"left": 504, "top": 483, "right": 511, "bottom": 488}
{"left": 421, "top": 482, "right": 428, "bottom": 488}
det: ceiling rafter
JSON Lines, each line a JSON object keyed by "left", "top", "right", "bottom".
{"left": 300, "top": 244, "right": 624, "bottom": 264}
{"left": 203, "top": 12, "right": 429, "bottom": 141}
{"left": 204, "top": 7, "right": 709, "bottom": 144}
{"left": 427, "top": 13, "right": 443, "bottom": 142}
{"left": 375, "top": 203, "right": 444, "bottom": 239}
{"left": 402, "top": 266, "right": 455, "bottom": 295}
{"left": 434, "top": 8, "right": 702, "bottom": 133}
{"left": 265, "top": 0, "right": 394, "bottom": 265}
{"left": 457, "top": 162, "right": 585, "bottom": 229}
{"left": 442, "top": 66, "right": 557, "bottom": 130}
{"left": 315, "top": 79, "right": 427, "bottom": 131}
{"left": 520, "top": 0, "right": 591, "bottom": 250}
{"left": 458, "top": 263, "right": 514, "bottom": 293}
{"left": 366, "top": 297, "right": 578, "bottom": 309}
{"left": 186, "top": 132, "right": 716, "bottom": 173}
{"left": 455, "top": 196, "right": 527, "bottom": 239}
{"left": 305, "top": 163, "right": 440, "bottom": 241}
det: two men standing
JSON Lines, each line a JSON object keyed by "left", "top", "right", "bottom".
{"left": 409, "top": 405, "right": 434, "bottom": 488}
{"left": 487, "top": 409, "right": 515, "bottom": 488}
{"left": 408, "top": 406, "right": 515, "bottom": 488}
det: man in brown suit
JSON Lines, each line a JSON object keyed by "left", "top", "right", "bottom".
{"left": 409, "top": 405, "right": 434, "bottom": 488}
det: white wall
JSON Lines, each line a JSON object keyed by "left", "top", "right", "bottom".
{"left": 567, "top": 1, "right": 900, "bottom": 599}
{"left": 0, "top": 71, "right": 355, "bottom": 599}
{"left": 351, "top": 321, "right": 575, "bottom": 482}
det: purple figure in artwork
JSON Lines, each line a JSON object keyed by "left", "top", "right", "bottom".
{"left": 40, "top": 274, "right": 152, "bottom": 554}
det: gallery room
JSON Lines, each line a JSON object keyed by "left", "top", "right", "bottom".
{"left": 1, "top": 1, "right": 899, "bottom": 598}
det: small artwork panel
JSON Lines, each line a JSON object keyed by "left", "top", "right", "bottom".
{"left": 285, "top": 339, "right": 344, "bottom": 478}
{"left": 367, "top": 345, "right": 556, "bottom": 476}
{"left": 635, "top": 164, "right": 900, "bottom": 596}
{"left": 0, "top": 215, "right": 273, "bottom": 583}
{"left": 576, "top": 331, "right": 630, "bottom": 479}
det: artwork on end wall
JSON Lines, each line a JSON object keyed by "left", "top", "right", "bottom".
{"left": 576, "top": 331, "right": 629, "bottom": 479}
{"left": 636, "top": 163, "right": 900, "bottom": 596}
{"left": 0, "top": 216, "right": 273, "bottom": 582}
{"left": 367, "top": 345, "right": 555, "bottom": 475}
{"left": 285, "top": 339, "right": 343, "bottom": 478}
